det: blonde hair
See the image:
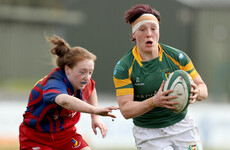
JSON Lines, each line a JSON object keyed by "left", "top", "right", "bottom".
{"left": 47, "top": 35, "right": 97, "bottom": 69}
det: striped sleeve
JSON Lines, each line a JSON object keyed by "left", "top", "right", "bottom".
{"left": 165, "top": 51, "right": 198, "bottom": 79}
{"left": 43, "top": 78, "right": 68, "bottom": 103}
{"left": 113, "top": 61, "right": 134, "bottom": 96}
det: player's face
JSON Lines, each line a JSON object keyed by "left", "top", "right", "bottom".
{"left": 65, "top": 59, "right": 94, "bottom": 90}
{"left": 133, "top": 22, "right": 159, "bottom": 53}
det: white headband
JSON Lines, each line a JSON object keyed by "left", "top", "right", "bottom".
{"left": 132, "top": 14, "right": 159, "bottom": 33}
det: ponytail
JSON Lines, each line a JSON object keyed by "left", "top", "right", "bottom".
{"left": 47, "top": 35, "right": 96, "bottom": 69}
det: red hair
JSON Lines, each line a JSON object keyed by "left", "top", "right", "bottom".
{"left": 124, "top": 4, "right": 161, "bottom": 24}
{"left": 124, "top": 4, "right": 161, "bottom": 41}
{"left": 47, "top": 35, "right": 96, "bottom": 69}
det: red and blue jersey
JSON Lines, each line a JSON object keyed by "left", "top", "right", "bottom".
{"left": 22, "top": 68, "right": 95, "bottom": 133}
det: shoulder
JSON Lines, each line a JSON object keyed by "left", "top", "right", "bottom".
{"left": 114, "top": 48, "right": 134, "bottom": 77}
{"left": 160, "top": 43, "right": 190, "bottom": 61}
{"left": 114, "top": 48, "right": 134, "bottom": 69}
{"left": 160, "top": 43, "right": 184, "bottom": 55}
{"left": 45, "top": 68, "right": 68, "bottom": 87}
{"left": 48, "top": 68, "right": 65, "bottom": 80}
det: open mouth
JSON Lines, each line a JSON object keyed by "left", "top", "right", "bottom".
{"left": 146, "top": 41, "right": 153, "bottom": 44}
{"left": 146, "top": 41, "right": 153, "bottom": 47}
{"left": 81, "top": 82, "right": 87, "bottom": 85}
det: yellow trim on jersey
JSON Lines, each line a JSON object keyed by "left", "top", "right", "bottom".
{"left": 164, "top": 53, "right": 184, "bottom": 69}
{"left": 133, "top": 44, "right": 164, "bottom": 62}
{"left": 116, "top": 88, "right": 134, "bottom": 96}
{"left": 190, "top": 69, "right": 198, "bottom": 79}
{"left": 113, "top": 77, "right": 132, "bottom": 88}
{"left": 114, "top": 48, "right": 138, "bottom": 96}
{"left": 113, "top": 58, "right": 135, "bottom": 89}
{"left": 129, "top": 59, "right": 135, "bottom": 78}
{"left": 132, "top": 46, "right": 143, "bottom": 67}
{"left": 34, "top": 75, "right": 47, "bottom": 86}
{"left": 158, "top": 44, "right": 164, "bottom": 61}
{"left": 183, "top": 60, "right": 195, "bottom": 72}
{"left": 164, "top": 52, "right": 198, "bottom": 79}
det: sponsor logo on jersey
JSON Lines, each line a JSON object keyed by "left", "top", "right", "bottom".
{"left": 134, "top": 77, "right": 145, "bottom": 86}
{"left": 178, "top": 52, "right": 184, "bottom": 59}
{"left": 162, "top": 71, "right": 172, "bottom": 81}
{"left": 113, "top": 69, "right": 117, "bottom": 75}
{"left": 71, "top": 138, "right": 81, "bottom": 148}
{"left": 135, "top": 90, "right": 157, "bottom": 99}
{"left": 114, "top": 64, "right": 125, "bottom": 75}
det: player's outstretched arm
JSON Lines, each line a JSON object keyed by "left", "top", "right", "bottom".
{"left": 55, "top": 94, "right": 118, "bottom": 117}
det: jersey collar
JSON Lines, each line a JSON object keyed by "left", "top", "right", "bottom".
{"left": 132, "top": 43, "right": 164, "bottom": 67}
{"left": 158, "top": 43, "right": 164, "bottom": 61}
{"left": 132, "top": 46, "right": 143, "bottom": 67}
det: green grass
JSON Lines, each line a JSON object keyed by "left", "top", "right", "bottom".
{"left": 0, "top": 78, "right": 35, "bottom": 92}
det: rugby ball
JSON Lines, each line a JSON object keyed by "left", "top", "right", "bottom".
{"left": 163, "top": 70, "right": 194, "bottom": 113}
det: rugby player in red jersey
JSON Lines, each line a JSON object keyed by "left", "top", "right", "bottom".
{"left": 19, "top": 35, "right": 118, "bottom": 150}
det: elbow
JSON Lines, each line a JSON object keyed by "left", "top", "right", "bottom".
{"left": 198, "top": 93, "right": 208, "bottom": 101}
{"left": 59, "top": 99, "right": 71, "bottom": 109}
{"left": 121, "top": 111, "right": 134, "bottom": 120}
{"left": 204, "top": 91, "right": 208, "bottom": 100}
{"left": 202, "top": 86, "right": 209, "bottom": 100}
{"left": 124, "top": 115, "right": 132, "bottom": 120}
{"left": 203, "top": 92, "right": 208, "bottom": 100}
{"left": 55, "top": 94, "right": 72, "bottom": 110}
{"left": 198, "top": 89, "right": 208, "bottom": 101}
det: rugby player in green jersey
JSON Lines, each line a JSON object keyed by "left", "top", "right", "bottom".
{"left": 113, "top": 4, "right": 208, "bottom": 150}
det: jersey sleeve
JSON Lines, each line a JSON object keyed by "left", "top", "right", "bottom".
{"left": 82, "top": 78, "right": 95, "bottom": 100}
{"left": 162, "top": 43, "right": 199, "bottom": 80}
{"left": 177, "top": 51, "right": 198, "bottom": 79}
{"left": 43, "top": 78, "right": 69, "bottom": 103}
{"left": 113, "top": 60, "right": 134, "bottom": 96}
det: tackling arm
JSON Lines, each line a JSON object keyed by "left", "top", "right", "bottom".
{"left": 55, "top": 93, "right": 118, "bottom": 117}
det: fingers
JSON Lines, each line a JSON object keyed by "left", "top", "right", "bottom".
{"left": 164, "top": 99, "right": 178, "bottom": 107}
{"left": 190, "top": 83, "right": 199, "bottom": 103}
{"left": 97, "top": 123, "right": 108, "bottom": 138}
{"left": 191, "top": 83, "right": 197, "bottom": 89}
{"left": 108, "top": 106, "right": 119, "bottom": 110}
{"left": 158, "top": 80, "right": 165, "bottom": 92}
{"left": 92, "top": 119, "right": 108, "bottom": 138}
{"left": 107, "top": 113, "right": 117, "bottom": 118}
{"left": 101, "top": 124, "right": 108, "bottom": 138}
{"left": 96, "top": 106, "right": 119, "bottom": 118}
{"left": 92, "top": 125, "right": 97, "bottom": 135}
{"left": 166, "top": 105, "right": 177, "bottom": 110}
{"left": 105, "top": 107, "right": 118, "bottom": 118}
{"left": 189, "top": 93, "right": 197, "bottom": 104}
{"left": 153, "top": 83, "right": 178, "bottom": 108}
{"left": 189, "top": 98, "right": 196, "bottom": 104}
{"left": 163, "top": 89, "right": 174, "bottom": 96}
{"left": 106, "top": 106, "right": 119, "bottom": 118}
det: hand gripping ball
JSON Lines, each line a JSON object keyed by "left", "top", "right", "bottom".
{"left": 163, "top": 70, "right": 194, "bottom": 113}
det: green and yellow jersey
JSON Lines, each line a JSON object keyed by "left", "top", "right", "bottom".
{"left": 113, "top": 43, "right": 198, "bottom": 128}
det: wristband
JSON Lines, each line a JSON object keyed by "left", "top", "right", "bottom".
{"left": 147, "top": 98, "right": 155, "bottom": 108}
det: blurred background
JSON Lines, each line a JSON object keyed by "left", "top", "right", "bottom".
{"left": 0, "top": 0, "right": 230, "bottom": 149}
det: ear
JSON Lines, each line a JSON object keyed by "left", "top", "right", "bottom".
{"left": 131, "top": 33, "right": 136, "bottom": 40}
{"left": 64, "top": 65, "right": 71, "bottom": 75}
